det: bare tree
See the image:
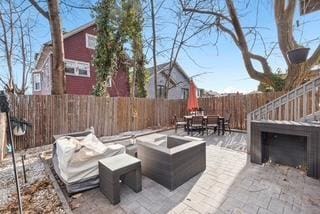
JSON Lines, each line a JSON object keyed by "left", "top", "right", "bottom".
{"left": 181, "top": 0, "right": 320, "bottom": 91}
{"left": 0, "top": 0, "right": 34, "bottom": 94}
{"left": 16, "top": 13, "right": 33, "bottom": 94}
{"left": 150, "top": 0, "right": 158, "bottom": 98}
{"left": 142, "top": 0, "right": 213, "bottom": 98}
{"left": 159, "top": 1, "right": 212, "bottom": 97}
{"left": 163, "top": 8, "right": 194, "bottom": 97}
{"left": 29, "top": 0, "right": 65, "bottom": 94}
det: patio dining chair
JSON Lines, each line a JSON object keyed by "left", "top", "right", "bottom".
{"left": 224, "top": 113, "right": 232, "bottom": 134}
{"left": 173, "top": 115, "right": 187, "bottom": 133}
{"left": 190, "top": 116, "right": 204, "bottom": 135}
{"left": 189, "top": 111, "right": 196, "bottom": 116}
{"left": 204, "top": 115, "right": 219, "bottom": 135}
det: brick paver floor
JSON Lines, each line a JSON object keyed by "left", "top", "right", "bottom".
{"left": 71, "top": 133, "right": 320, "bottom": 214}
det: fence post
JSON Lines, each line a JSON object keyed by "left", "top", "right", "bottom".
{"left": 312, "top": 81, "right": 316, "bottom": 116}
{"left": 284, "top": 95, "right": 289, "bottom": 120}
{"left": 303, "top": 85, "right": 307, "bottom": 118}
{"left": 247, "top": 113, "right": 251, "bottom": 155}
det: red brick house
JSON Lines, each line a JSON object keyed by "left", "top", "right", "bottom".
{"left": 32, "top": 21, "right": 130, "bottom": 96}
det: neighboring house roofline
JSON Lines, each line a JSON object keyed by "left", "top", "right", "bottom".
{"left": 33, "top": 45, "right": 45, "bottom": 71}
{"left": 34, "top": 21, "right": 96, "bottom": 72}
{"left": 33, "top": 45, "right": 52, "bottom": 72}
{"left": 173, "top": 62, "right": 191, "bottom": 82}
{"left": 37, "top": 20, "right": 133, "bottom": 67}
{"left": 44, "top": 20, "right": 96, "bottom": 45}
{"left": 148, "top": 61, "right": 191, "bottom": 85}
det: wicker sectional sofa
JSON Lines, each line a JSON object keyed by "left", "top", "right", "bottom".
{"left": 136, "top": 134, "right": 206, "bottom": 190}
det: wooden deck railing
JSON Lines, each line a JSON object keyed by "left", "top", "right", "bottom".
{"left": 247, "top": 76, "right": 320, "bottom": 152}
{"left": 247, "top": 76, "right": 320, "bottom": 122}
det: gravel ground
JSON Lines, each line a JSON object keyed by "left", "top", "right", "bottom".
{"left": 0, "top": 145, "right": 65, "bottom": 213}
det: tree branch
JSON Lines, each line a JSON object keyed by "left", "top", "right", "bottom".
{"left": 0, "top": 6, "right": 14, "bottom": 89}
{"left": 216, "top": 21, "right": 239, "bottom": 46}
{"left": 165, "top": 7, "right": 195, "bottom": 94}
{"left": 249, "top": 52, "right": 272, "bottom": 75}
{"left": 182, "top": 8, "right": 231, "bottom": 23}
{"left": 274, "top": 0, "right": 299, "bottom": 66}
{"left": 28, "top": 0, "right": 49, "bottom": 20}
{"left": 60, "top": 0, "right": 94, "bottom": 10}
{"left": 225, "top": 0, "right": 272, "bottom": 83}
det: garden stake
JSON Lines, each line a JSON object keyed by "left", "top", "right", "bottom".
{"left": 21, "top": 154, "right": 27, "bottom": 183}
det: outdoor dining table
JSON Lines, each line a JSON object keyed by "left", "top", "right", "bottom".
{"left": 183, "top": 115, "right": 225, "bottom": 135}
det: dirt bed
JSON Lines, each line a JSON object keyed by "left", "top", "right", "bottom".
{"left": 0, "top": 178, "right": 65, "bottom": 214}
{"left": 0, "top": 147, "right": 65, "bottom": 214}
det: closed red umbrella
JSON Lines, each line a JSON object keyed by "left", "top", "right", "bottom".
{"left": 187, "top": 79, "right": 199, "bottom": 111}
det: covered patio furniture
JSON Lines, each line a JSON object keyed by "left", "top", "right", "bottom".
{"left": 204, "top": 115, "right": 219, "bottom": 135}
{"left": 190, "top": 116, "right": 204, "bottom": 135}
{"left": 136, "top": 134, "right": 206, "bottom": 190}
{"left": 173, "top": 115, "right": 187, "bottom": 133}
{"left": 52, "top": 129, "right": 125, "bottom": 195}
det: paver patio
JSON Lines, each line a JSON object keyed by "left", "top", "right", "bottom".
{"left": 70, "top": 131, "right": 320, "bottom": 214}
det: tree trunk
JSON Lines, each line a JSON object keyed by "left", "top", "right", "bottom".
{"left": 150, "top": 0, "right": 157, "bottom": 98}
{"left": 0, "top": 113, "right": 7, "bottom": 161}
{"left": 47, "top": 0, "right": 65, "bottom": 95}
{"left": 284, "top": 63, "right": 315, "bottom": 90}
{"left": 131, "top": 64, "right": 136, "bottom": 98}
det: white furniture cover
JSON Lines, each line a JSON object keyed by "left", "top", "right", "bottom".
{"left": 54, "top": 133, "right": 125, "bottom": 184}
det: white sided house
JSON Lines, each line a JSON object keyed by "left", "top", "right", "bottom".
{"left": 148, "top": 62, "right": 201, "bottom": 100}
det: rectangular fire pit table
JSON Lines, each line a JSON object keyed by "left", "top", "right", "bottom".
{"left": 99, "top": 154, "right": 142, "bottom": 204}
{"left": 136, "top": 134, "right": 206, "bottom": 190}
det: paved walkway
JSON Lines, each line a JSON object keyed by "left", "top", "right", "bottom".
{"left": 71, "top": 139, "right": 320, "bottom": 214}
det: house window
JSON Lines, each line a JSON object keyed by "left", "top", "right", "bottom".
{"left": 65, "top": 60, "right": 76, "bottom": 74}
{"left": 106, "top": 76, "right": 112, "bottom": 88}
{"left": 65, "top": 59, "right": 90, "bottom": 77}
{"left": 157, "top": 85, "right": 166, "bottom": 98}
{"left": 78, "top": 62, "right": 89, "bottom": 76}
{"left": 182, "top": 88, "right": 189, "bottom": 99}
{"left": 33, "top": 73, "right": 41, "bottom": 91}
{"left": 86, "top": 34, "right": 97, "bottom": 49}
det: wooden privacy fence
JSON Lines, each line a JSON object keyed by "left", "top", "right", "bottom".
{"left": 198, "top": 92, "right": 284, "bottom": 130}
{"left": 10, "top": 95, "right": 187, "bottom": 150}
{"left": 8, "top": 92, "right": 284, "bottom": 150}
